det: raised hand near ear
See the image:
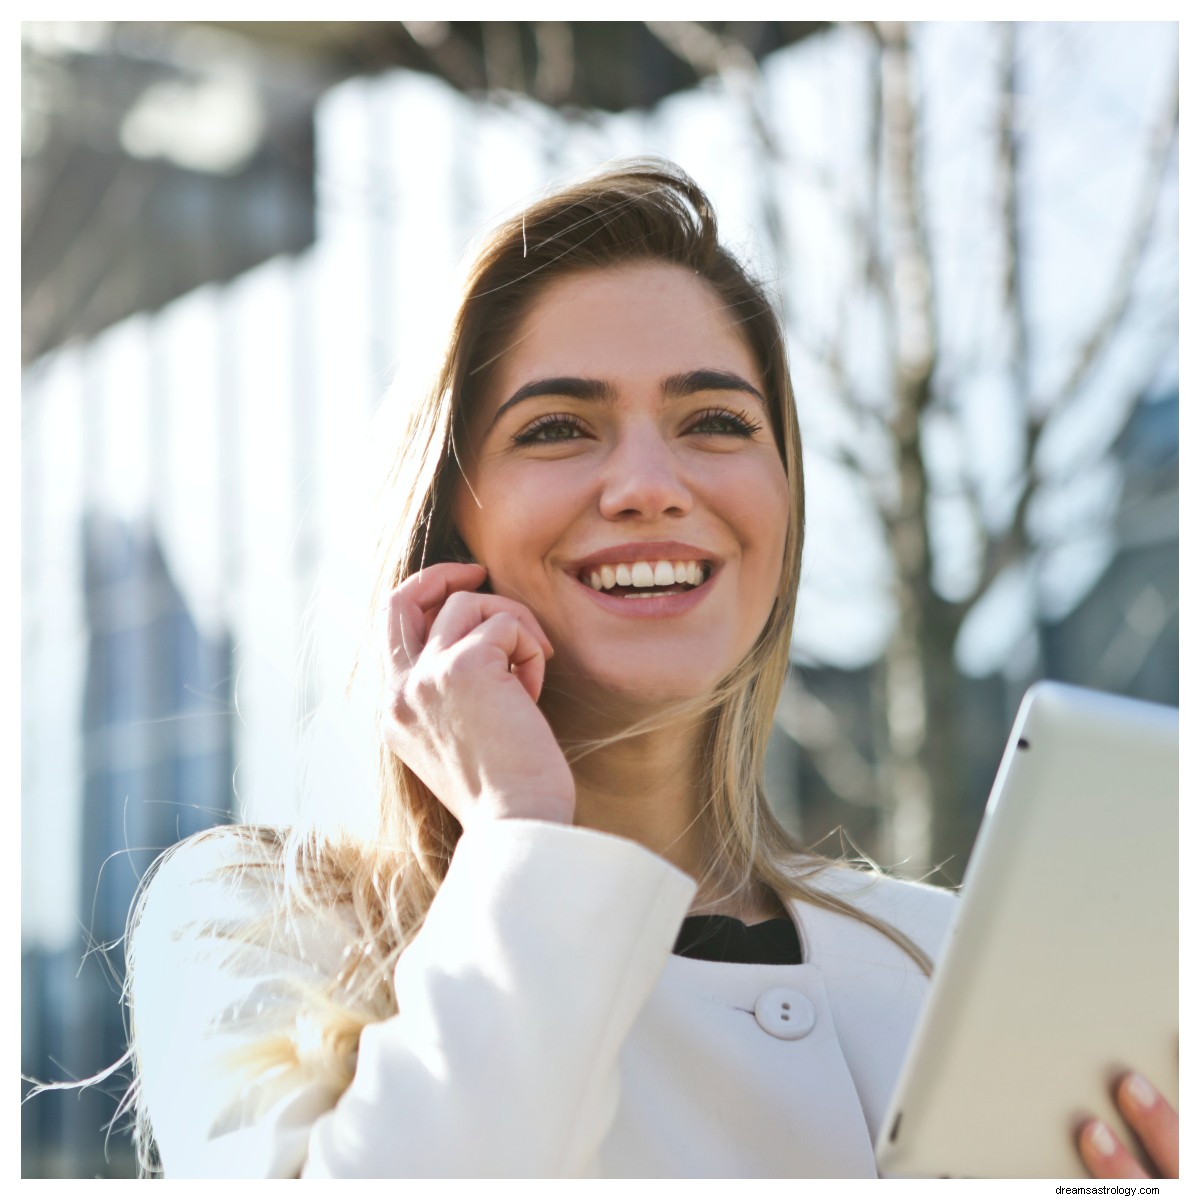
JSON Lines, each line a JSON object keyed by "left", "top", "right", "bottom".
{"left": 383, "top": 562, "right": 576, "bottom": 830}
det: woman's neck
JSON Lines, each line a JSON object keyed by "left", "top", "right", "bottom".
{"left": 566, "top": 719, "right": 708, "bottom": 879}
{"left": 546, "top": 701, "right": 780, "bottom": 924}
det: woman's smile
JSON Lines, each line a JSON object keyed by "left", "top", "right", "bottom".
{"left": 453, "top": 260, "right": 790, "bottom": 711}
{"left": 567, "top": 538, "right": 720, "bottom": 616}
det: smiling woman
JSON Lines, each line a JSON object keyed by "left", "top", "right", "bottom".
{"left": 123, "top": 160, "right": 966, "bottom": 1177}
{"left": 454, "top": 262, "right": 789, "bottom": 723}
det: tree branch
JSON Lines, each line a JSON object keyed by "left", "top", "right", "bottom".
{"left": 997, "top": 21, "right": 1031, "bottom": 406}
{"left": 1040, "top": 69, "right": 1178, "bottom": 415}
{"left": 952, "top": 22, "right": 1033, "bottom": 618}
{"left": 878, "top": 21, "right": 937, "bottom": 407}
{"left": 857, "top": 26, "right": 893, "bottom": 341}
{"left": 876, "top": 21, "right": 938, "bottom": 588}
{"left": 965, "top": 58, "right": 1178, "bottom": 614}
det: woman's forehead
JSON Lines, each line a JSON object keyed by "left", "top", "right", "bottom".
{"left": 480, "top": 262, "right": 765, "bottom": 414}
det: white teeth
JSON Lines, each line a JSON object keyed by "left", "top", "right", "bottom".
{"left": 582, "top": 558, "right": 710, "bottom": 592}
{"left": 631, "top": 561, "right": 655, "bottom": 588}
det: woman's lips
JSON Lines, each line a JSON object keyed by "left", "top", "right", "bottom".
{"left": 569, "top": 541, "right": 716, "bottom": 574}
{"left": 567, "top": 562, "right": 718, "bottom": 617}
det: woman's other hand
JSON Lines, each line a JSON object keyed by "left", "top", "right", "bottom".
{"left": 384, "top": 562, "right": 576, "bottom": 830}
{"left": 1077, "top": 1071, "right": 1178, "bottom": 1179}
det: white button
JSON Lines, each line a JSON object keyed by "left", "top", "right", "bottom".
{"left": 754, "top": 988, "right": 816, "bottom": 1040}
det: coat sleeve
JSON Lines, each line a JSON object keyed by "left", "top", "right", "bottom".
{"left": 131, "top": 820, "right": 697, "bottom": 1178}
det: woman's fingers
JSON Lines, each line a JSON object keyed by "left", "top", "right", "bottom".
{"left": 387, "top": 563, "right": 487, "bottom": 668}
{"left": 387, "top": 564, "right": 553, "bottom": 680}
{"left": 454, "top": 612, "right": 547, "bottom": 703}
{"left": 1115, "top": 1072, "right": 1179, "bottom": 1178}
{"left": 424, "top": 588, "right": 554, "bottom": 662}
{"left": 1077, "top": 1119, "right": 1149, "bottom": 1179}
{"left": 386, "top": 564, "right": 554, "bottom": 704}
{"left": 1078, "top": 1073, "right": 1179, "bottom": 1180}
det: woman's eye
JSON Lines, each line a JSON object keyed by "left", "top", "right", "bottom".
{"left": 512, "top": 414, "right": 587, "bottom": 445}
{"left": 687, "top": 407, "right": 764, "bottom": 438}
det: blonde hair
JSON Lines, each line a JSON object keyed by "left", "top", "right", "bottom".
{"left": 122, "top": 159, "right": 932, "bottom": 1175}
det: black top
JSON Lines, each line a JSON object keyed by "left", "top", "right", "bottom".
{"left": 672, "top": 913, "right": 803, "bottom": 965}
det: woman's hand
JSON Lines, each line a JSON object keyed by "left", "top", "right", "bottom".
{"left": 1077, "top": 1072, "right": 1178, "bottom": 1179}
{"left": 384, "top": 562, "right": 576, "bottom": 830}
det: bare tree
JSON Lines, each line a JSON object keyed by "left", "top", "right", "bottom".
{"left": 849, "top": 23, "right": 1175, "bottom": 877}
{"left": 865, "top": 22, "right": 1176, "bottom": 876}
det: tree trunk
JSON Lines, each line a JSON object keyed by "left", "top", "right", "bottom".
{"left": 920, "top": 595, "right": 974, "bottom": 880}
{"left": 874, "top": 22, "right": 974, "bottom": 882}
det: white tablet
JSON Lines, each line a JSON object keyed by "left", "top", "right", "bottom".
{"left": 875, "top": 681, "right": 1178, "bottom": 1178}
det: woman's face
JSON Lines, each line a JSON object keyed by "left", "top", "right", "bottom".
{"left": 453, "top": 261, "right": 790, "bottom": 716}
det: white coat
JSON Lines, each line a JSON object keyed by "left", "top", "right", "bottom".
{"left": 132, "top": 819, "right": 957, "bottom": 1177}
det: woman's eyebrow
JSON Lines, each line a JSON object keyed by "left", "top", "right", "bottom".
{"left": 662, "top": 369, "right": 766, "bottom": 404}
{"left": 492, "top": 376, "right": 616, "bottom": 425}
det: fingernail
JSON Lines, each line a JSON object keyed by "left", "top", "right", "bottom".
{"left": 1125, "top": 1072, "right": 1156, "bottom": 1110}
{"left": 1088, "top": 1122, "right": 1117, "bottom": 1157}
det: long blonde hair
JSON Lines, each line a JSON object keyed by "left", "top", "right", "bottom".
{"left": 123, "top": 159, "right": 932, "bottom": 1175}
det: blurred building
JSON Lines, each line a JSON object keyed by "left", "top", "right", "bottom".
{"left": 21, "top": 23, "right": 319, "bottom": 1175}
{"left": 22, "top": 20, "right": 823, "bottom": 369}
{"left": 22, "top": 22, "right": 320, "bottom": 367}
{"left": 23, "top": 515, "right": 234, "bottom": 1177}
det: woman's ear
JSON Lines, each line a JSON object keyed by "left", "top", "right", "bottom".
{"left": 447, "top": 529, "right": 476, "bottom": 565}
{"left": 448, "top": 530, "right": 494, "bottom": 593}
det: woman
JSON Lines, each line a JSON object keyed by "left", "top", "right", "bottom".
{"left": 127, "top": 159, "right": 1176, "bottom": 1178}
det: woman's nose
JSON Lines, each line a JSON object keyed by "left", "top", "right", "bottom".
{"left": 597, "top": 427, "right": 693, "bottom": 520}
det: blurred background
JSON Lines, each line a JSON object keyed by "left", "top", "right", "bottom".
{"left": 21, "top": 20, "right": 1178, "bottom": 1177}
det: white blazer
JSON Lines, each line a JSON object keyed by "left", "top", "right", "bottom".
{"left": 132, "top": 820, "right": 957, "bottom": 1177}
